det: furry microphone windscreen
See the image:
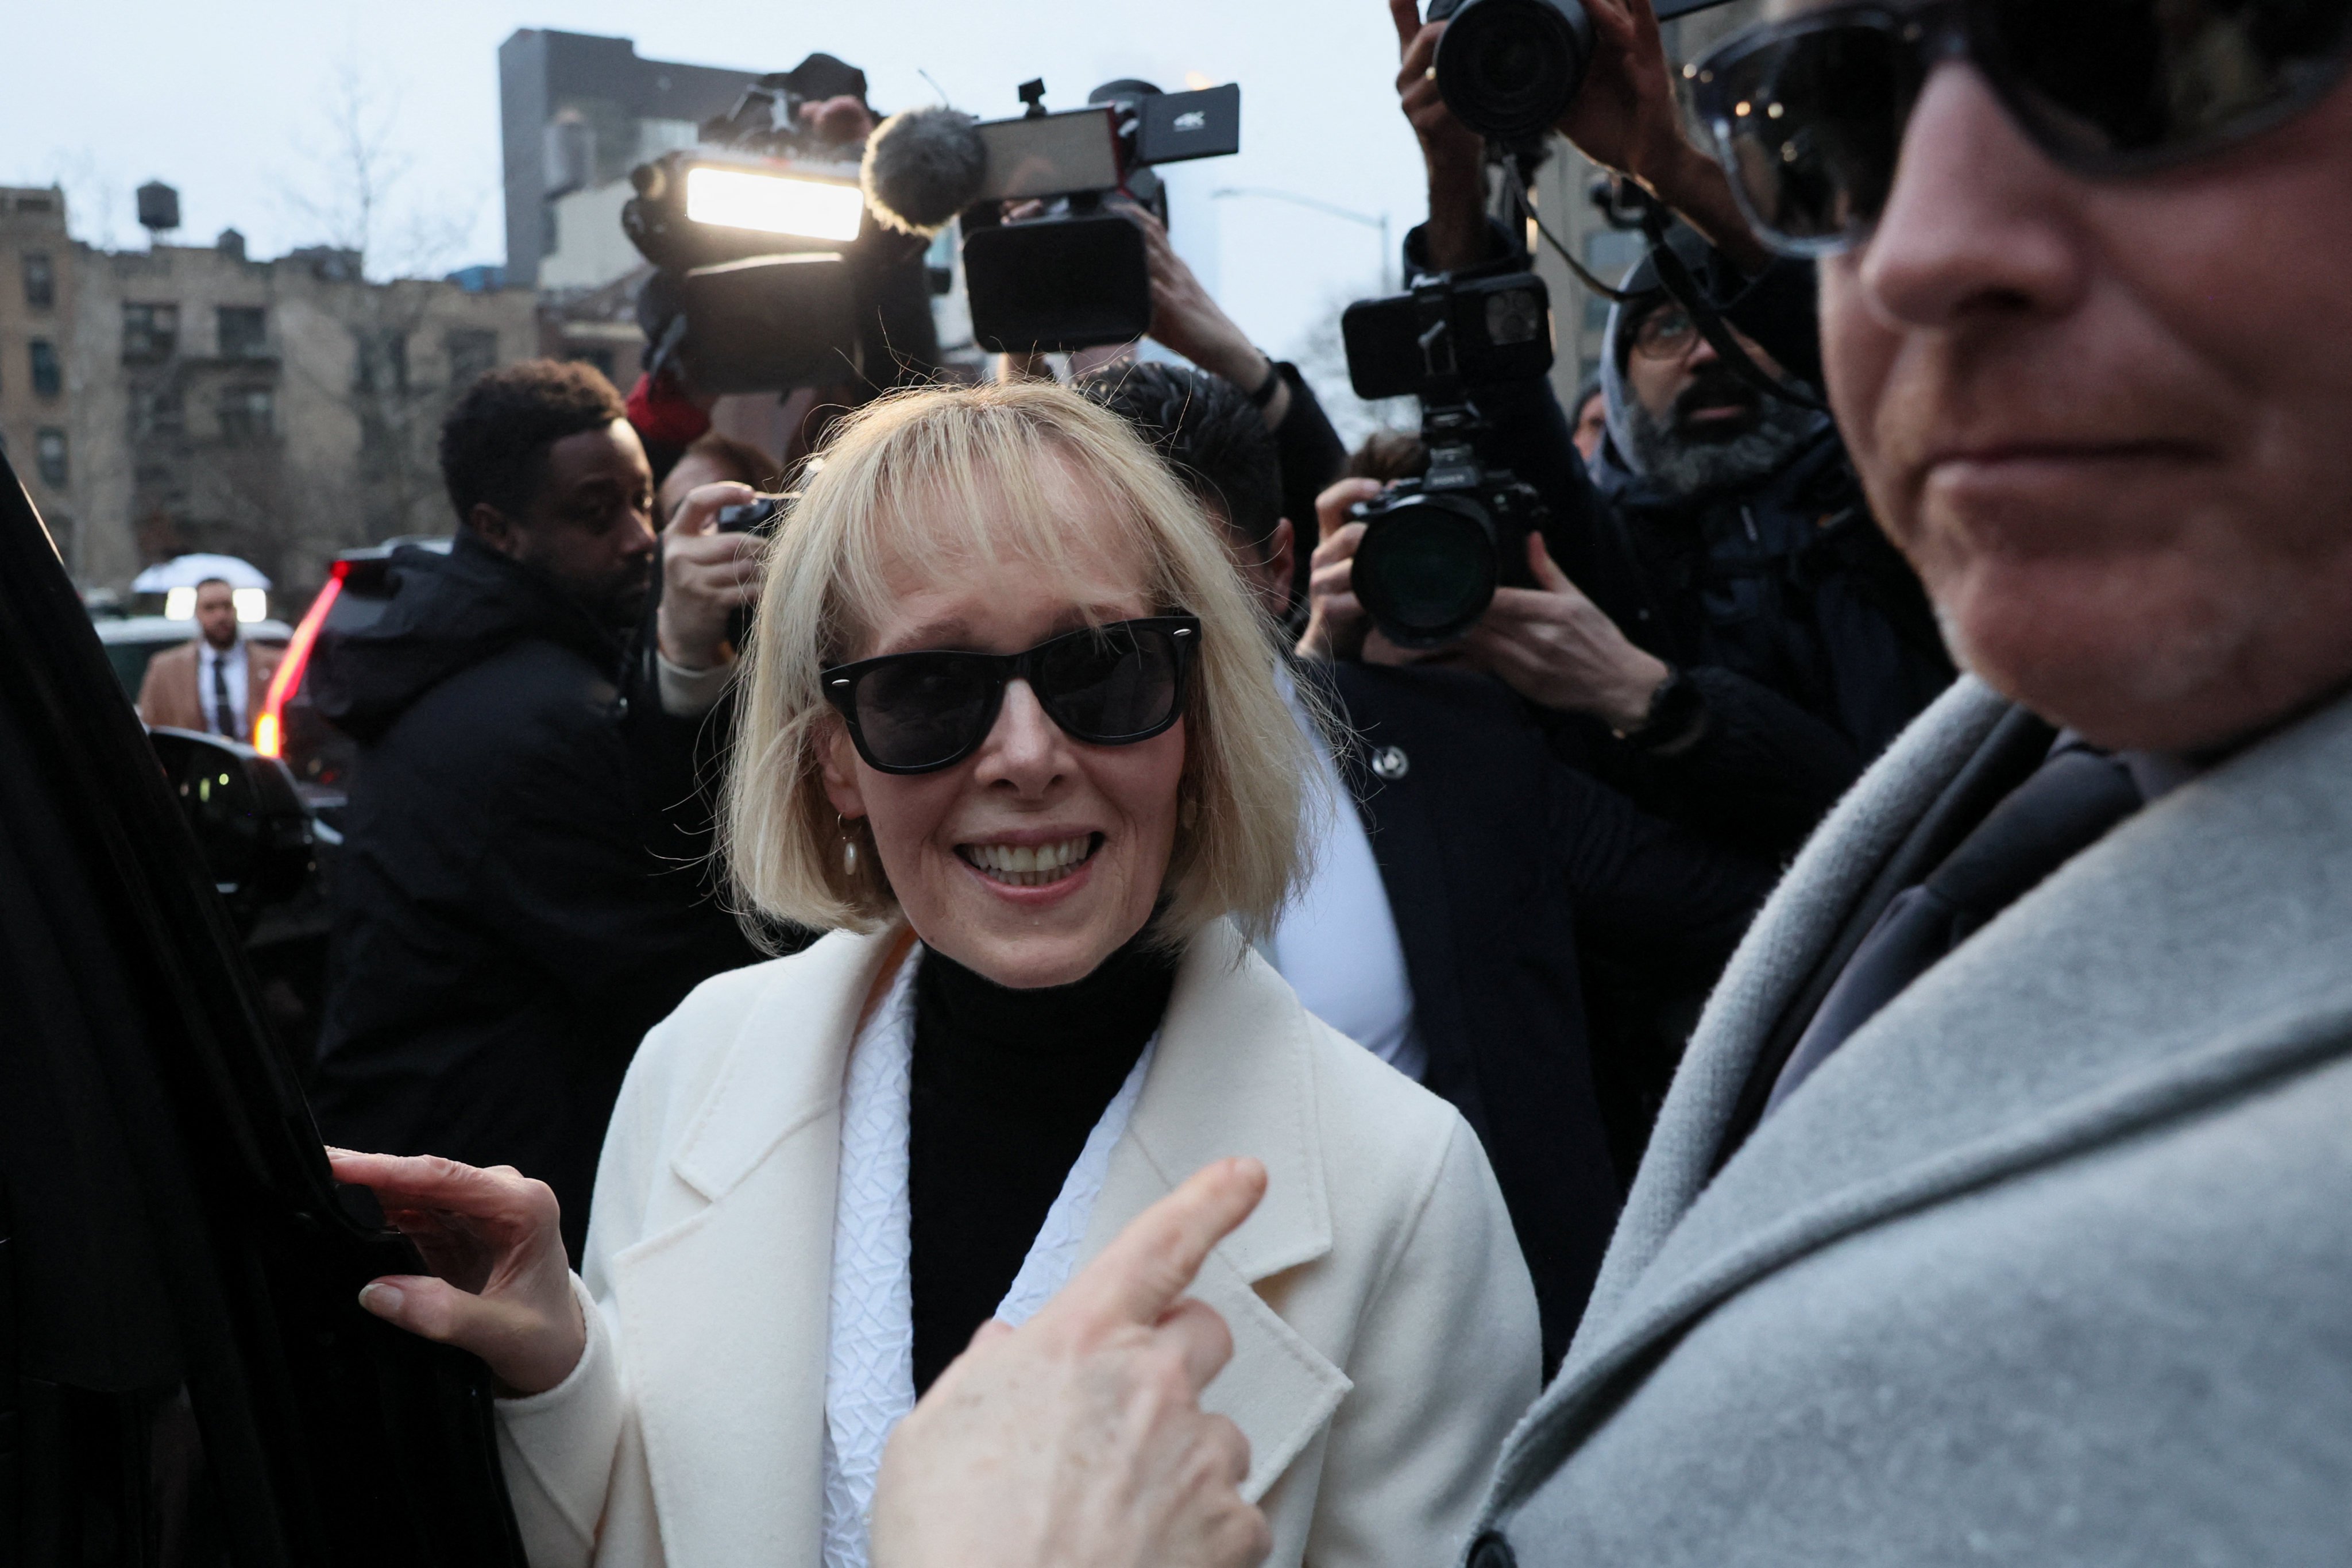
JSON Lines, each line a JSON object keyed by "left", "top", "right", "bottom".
{"left": 860, "top": 107, "right": 989, "bottom": 237}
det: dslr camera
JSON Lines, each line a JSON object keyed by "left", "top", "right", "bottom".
{"left": 1421, "top": 0, "right": 1729, "bottom": 138}
{"left": 861, "top": 78, "right": 1241, "bottom": 353}
{"left": 1340, "top": 271, "right": 1555, "bottom": 648}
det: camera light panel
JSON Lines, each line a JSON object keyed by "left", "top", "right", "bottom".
{"left": 684, "top": 165, "right": 865, "bottom": 243}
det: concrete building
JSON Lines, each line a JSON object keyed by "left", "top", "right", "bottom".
{"left": 500, "top": 29, "right": 760, "bottom": 291}
{"left": 0, "top": 188, "right": 79, "bottom": 552}
{"left": 0, "top": 185, "right": 538, "bottom": 600}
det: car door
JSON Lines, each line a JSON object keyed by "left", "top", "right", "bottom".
{"left": 0, "top": 453, "right": 527, "bottom": 1566}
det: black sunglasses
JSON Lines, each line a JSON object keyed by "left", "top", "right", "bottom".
{"left": 821, "top": 616, "right": 1202, "bottom": 775}
{"left": 1690, "top": 0, "right": 2352, "bottom": 256}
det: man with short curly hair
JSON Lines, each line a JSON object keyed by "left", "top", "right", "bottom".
{"left": 311, "top": 359, "right": 764, "bottom": 1262}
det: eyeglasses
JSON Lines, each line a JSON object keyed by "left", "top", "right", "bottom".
{"left": 1689, "top": 0, "right": 2352, "bottom": 256}
{"left": 1630, "top": 304, "right": 1702, "bottom": 361}
{"left": 821, "top": 616, "right": 1201, "bottom": 775}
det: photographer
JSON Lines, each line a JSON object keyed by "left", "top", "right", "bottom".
{"left": 1080, "top": 360, "right": 1773, "bottom": 1363}
{"left": 1315, "top": 0, "right": 1954, "bottom": 857}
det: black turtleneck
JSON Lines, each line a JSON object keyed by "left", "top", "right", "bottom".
{"left": 909, "top": 929, "right": 1176, "bottom": 1393}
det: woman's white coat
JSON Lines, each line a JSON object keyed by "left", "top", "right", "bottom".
{"left": 495, "top": 919, "right": 1540, "bottom": 1568}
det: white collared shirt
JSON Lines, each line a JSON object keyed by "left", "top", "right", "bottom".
{"left": 1266, "top": 666, "right": 1428, "bottom": 1082}
{"left": 198, "top": 635, "right": 250, "bottom": 738}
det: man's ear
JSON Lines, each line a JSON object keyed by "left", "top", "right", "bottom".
{"left": 469, "top": 501, "right": 524, "bottom": 559}
{"left": 819, "top": 719, "right": 868, "bottom": 820}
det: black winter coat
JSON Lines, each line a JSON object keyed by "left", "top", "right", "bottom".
{"left": 1318, "top": 661, "right": 1774, "bottom": 1365}
{"left": 308, "top": 534, "right": 757, "bottom": 1262}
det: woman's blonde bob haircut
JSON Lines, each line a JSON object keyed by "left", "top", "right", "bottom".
{"left": 724, "top": 378, "right": 1319, "bottom": 951}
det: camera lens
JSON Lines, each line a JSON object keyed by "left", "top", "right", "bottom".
{"left": 1431, "top": 0, "right": 1594, "bottom": 140}
{"left": 1351, "top": 492, "right": 1501, "bottom": 648}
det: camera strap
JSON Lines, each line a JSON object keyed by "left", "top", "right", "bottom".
{"left": 1636, "top": 204, "right": 1829, "bottom": 414}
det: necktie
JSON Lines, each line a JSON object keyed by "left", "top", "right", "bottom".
{"left": 1760, "top": 746, "right": 2144, "bottom": 1118}
{"left": 212, "top": 649, "right": 237, "bottom": 738}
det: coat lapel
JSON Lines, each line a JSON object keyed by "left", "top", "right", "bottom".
{"left": 1491, "top": 683, "right": 2352, "bottom": 1520}
{"left": 610, "top": 929, "right": 904, "bottom": 1568}
{"left": 1087, "top": 920, "right": 1353, "bottom": 1501}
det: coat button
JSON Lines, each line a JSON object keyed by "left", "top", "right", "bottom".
{"left": 1370, "top": 744, "right": 1409, "bottom": 781}
{"left": 1468, "top": 1531, "right": 1516, "bottom": 1568}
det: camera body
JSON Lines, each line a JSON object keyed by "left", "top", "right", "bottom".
{"left": 1341, "top": 271, "right": 1556, "bottom": 648}
{"left": 959, "top": 79, "right": 1241, "bottom": 354}
{"left": 1426, "top": 0, "right": 1594, "bottom": 139}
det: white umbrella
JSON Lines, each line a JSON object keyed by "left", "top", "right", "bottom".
{"left": 131, "top": 553, "right": 272, "bottom": 593}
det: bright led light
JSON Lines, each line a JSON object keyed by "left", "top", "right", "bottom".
{"left": 685, "top": 165, "right": 864, "bottom": 242}
{"left": 233, "top": 587, "right": 267, "bottom": 622}
{"left": 165, "top": 586, "right": 196, "bottom": 620}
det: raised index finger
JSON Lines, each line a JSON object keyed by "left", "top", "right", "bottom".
{"left": 1045, "top": 1157, "right": 1266, "bottom": 1333}
{"left": 1389, "top": 0, "right": 1424, "bottom": 54}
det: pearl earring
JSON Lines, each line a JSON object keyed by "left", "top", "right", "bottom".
{"left": 839, "top": 813, "right": 860, "bottom": 875}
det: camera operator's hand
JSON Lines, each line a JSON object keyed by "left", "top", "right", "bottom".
{"left": 1389, "top": 0, "right": 1494, "bottom": 274}
{"left": 1118, "top": 203, "right": 1292, "bottom": 429}
{"left": 658, "top": 481, "right": 770, "bottom": 673}
{"left": 1548, "top": 0, "right": 1770, "bottom": 271}
{"left": 1462, "top": 532, "right": 1670, "bottom": 731}
{"left": 798, "top": 94, "right": 878, "bottom": 148}
{"left": 1296, "top": 479, "right": 1382, "bottom": 663}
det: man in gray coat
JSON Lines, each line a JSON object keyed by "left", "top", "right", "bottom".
{"left": 856, "top": 0, "right": 2352, "bottom": 1563}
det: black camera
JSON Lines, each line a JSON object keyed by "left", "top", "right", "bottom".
{"left": 1426, "top": 0, "right": 1594, "bottom": 139}
{"left": 862, "top": 79, "right": 1241, "bottom": 354}
{"left": 1340, "top": 272, "right": 1555, "bottom": 648}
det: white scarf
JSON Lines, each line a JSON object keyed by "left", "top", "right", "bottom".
{"left": 819, "top": 948, "right": 1158, "bottom": 1568}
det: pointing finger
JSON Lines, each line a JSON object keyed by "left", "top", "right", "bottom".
{"left": 1046, "top": 1157, "right": 1266, "bottom": 1333}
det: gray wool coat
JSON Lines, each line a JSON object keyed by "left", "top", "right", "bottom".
{"left": 1475, "top": 674, "right": 2352, "bottom": 1566}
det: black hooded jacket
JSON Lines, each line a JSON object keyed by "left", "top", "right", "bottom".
{"left": 308, "top": 532, "right": 756, "bottom": 1261}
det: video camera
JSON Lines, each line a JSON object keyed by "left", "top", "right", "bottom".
{"left": 623, "top": 53, "right": 939, "bottom": 396}
{"left": 1339, "top": 270, "right": 1555, "bottom": 648}
{"left": 861, "top": 78, "right": 1241, "bottom": 354}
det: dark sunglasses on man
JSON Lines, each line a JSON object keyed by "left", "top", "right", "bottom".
{"left": 1689, "top": 0, "right": 2352, "bottom": 256}
{"left": 821, "top": 616, "right": 1201, "bottom": 775}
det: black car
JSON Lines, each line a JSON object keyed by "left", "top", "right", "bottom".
{"left": 0, "top": 453, "right": 525, "bottom": 1563}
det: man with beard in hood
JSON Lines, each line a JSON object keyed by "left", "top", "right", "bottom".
{"left": 1304, "top": 1, "right": 1958, "bottom": 864}
{"left": 308, "top": 360, "right": 764, "bottom": 1263}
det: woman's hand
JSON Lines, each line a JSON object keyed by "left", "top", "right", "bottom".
{"left": 1295, "top": 479, "right": 1382, "bottom": 663}
{"left": 327, "top": 1148, "right": 586, "bottom": 1397}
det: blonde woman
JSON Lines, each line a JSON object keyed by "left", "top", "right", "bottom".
{"left": 331, "top": 381, "right": 1538, "bottom": 1568}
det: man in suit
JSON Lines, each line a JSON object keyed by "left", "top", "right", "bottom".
{"left": 1080, "top": 363, "right": 1774, "bottom": 1367}
{"left": 866, "top": 0, "right": 2352, "bottom": 1562}
{"left": 136, "top": 576, "right": 281, "bottom": 740}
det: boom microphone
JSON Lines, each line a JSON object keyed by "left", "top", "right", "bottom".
{"left": 861, "top": 107, "right": 988, "bottom": 237}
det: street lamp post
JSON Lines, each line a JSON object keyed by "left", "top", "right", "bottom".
{"left": 1210, "top": 187, "right": 1395, "bottom": 293}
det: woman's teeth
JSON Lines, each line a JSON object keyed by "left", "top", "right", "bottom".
{"left": 960, "top": 835, "right": 1096, "bottom": 887}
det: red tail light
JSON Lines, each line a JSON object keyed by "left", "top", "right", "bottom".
{"left": 254, "top": 563, "right": 345, "bottom": 756}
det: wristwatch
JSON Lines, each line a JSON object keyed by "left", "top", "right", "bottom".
{"left": 1245, "top": 357, "right": 1285, "bottom": 409}
{"left": 1617, "top": 665, "right": 1707, "bottom": 752}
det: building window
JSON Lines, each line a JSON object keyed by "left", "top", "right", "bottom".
{"left": 135, "top": 385, "right": 184, "bottom": 438}
{"left": 123, "top": 302, "right": 179, "bottom": 364}
{"left": 29, "top": 340, "right": 61, "bottom": 399}
{"left": 353, "top": 328, "right": 410, "bottom": 395}
{"left": 35, "top": 428, "right": 67, "bottom": 488}
{"left": 218, "top": 306, "right": 268, "bottom": 359}
{"left": 446, "top": 328, "right": 498, "bottom": 392}
{"left": 219, "top": 387, "right": 275, "bottom": 443}
{"left": 23, "top": 252, "right": 54, "bottom": 310}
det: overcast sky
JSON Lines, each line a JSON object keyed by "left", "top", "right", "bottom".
{"left": 3, "top": 0, "right": 1434, "bottom": 405}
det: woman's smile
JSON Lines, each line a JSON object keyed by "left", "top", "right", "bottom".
{"left": 957, "top": 831, "right": 1105, "bottom": 889}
